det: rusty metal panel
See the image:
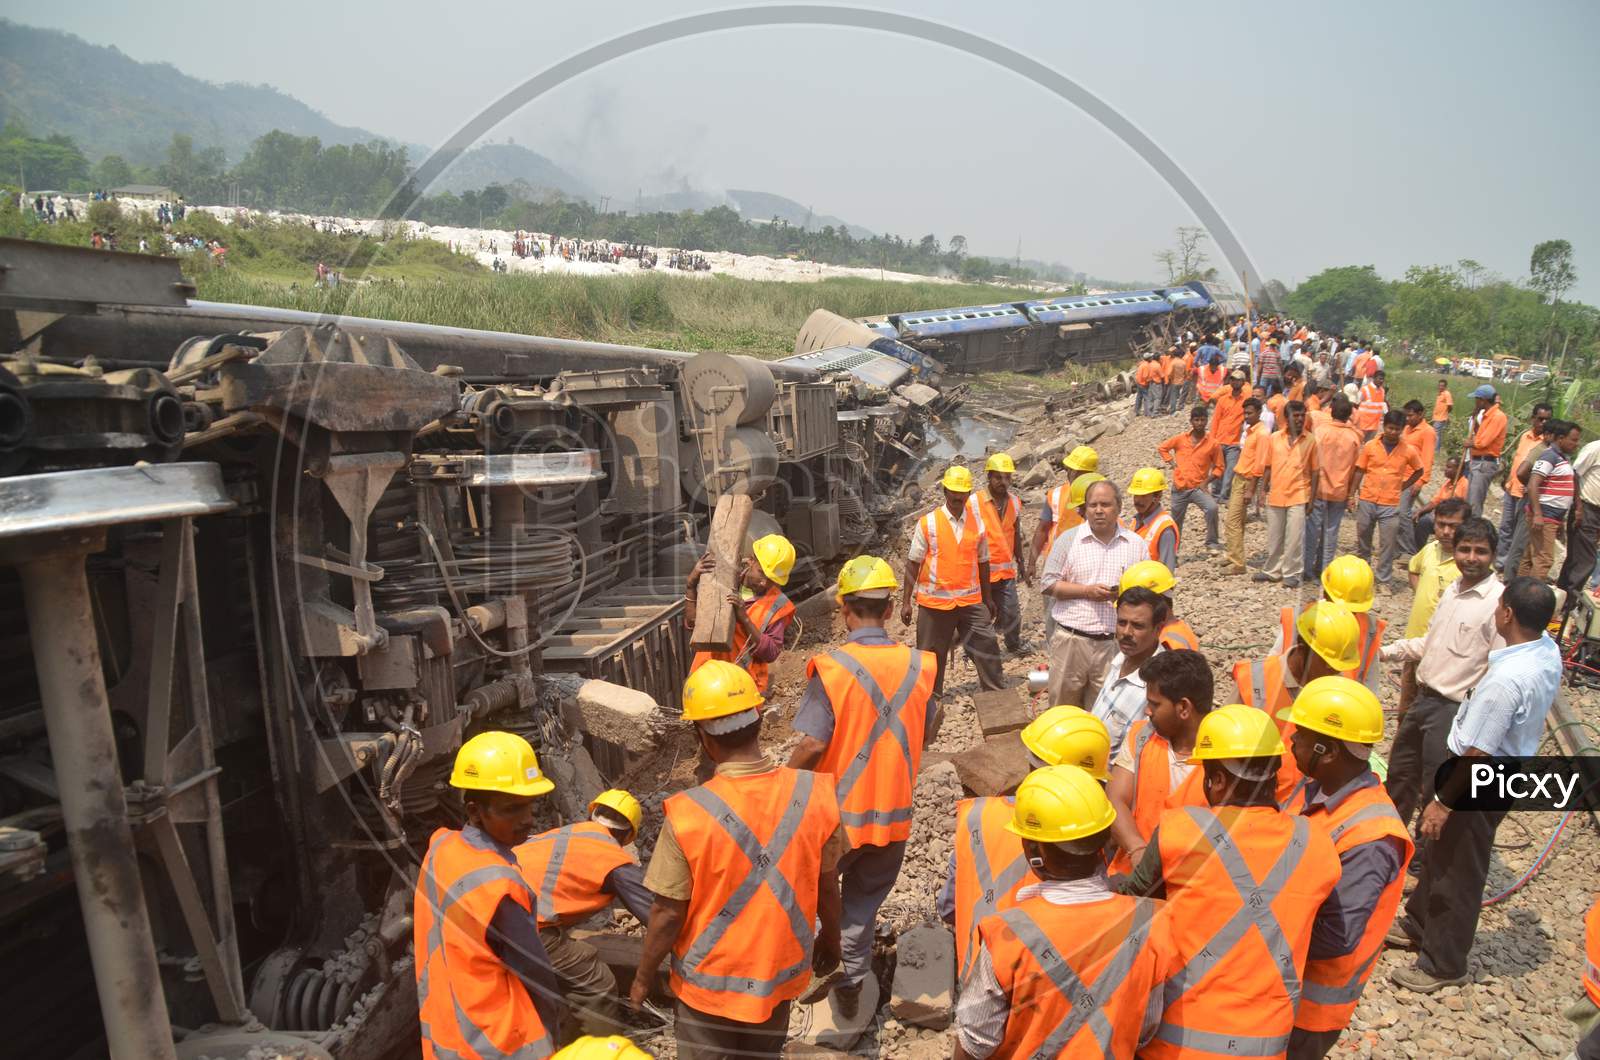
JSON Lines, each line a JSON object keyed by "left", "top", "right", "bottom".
{"left": 539, "top": 577, "right": 689, "bottom": 711}
{"left": 0, "top": 237, "right": 195, "bottom": 313}
{"left": 767, "top": 381, "right": 838, "bottom": 461}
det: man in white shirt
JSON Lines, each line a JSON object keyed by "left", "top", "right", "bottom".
{"left": 1378, "top": 516, "right": 1503, "bottom": 837}
{"left": 1088, "top": 587, "right": 1166, "bottom": 757}
{"left": 1040, "top": 480, "right": 1146, "bottom": 711}
{"left": 1557, "top": 434, "right": 1600, "bottom": 609}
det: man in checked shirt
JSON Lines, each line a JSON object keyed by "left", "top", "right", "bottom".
{"left": 1039, "top": 479, "right": 1146, "bottom": 710}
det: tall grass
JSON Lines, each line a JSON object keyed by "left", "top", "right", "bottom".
{"left": 194, "top": 271, "right": 1044, "bottom": 358}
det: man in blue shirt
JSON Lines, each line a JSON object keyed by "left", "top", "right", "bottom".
{"left": 1390, "top": 576, "right": 1562, "bottom": 993}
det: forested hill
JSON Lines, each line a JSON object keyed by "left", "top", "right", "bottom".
{"left": 0, "top": 20, "right": 402, "bottom": 165}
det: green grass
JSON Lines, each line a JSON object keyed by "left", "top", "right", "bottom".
{"left": 1387, "top": 363, "right": 1594, "bottom": 455}
{"left": 192, "top": 271, "right": 1045, "bottom": 358}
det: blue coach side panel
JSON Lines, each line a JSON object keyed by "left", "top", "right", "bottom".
{"left": 1022, "top": 289, "right": 1173, "bottom": 325}
{"left": 889, "top": 302, "right": 1031, "bottom": 339}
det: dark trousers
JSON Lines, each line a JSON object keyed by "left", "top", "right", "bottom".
{"left": 916, "top": 603, "right": 1005, "bottom": 696}
{"left": 1579, "top": 1019, "right": 1600, "bottom": 1060}
{"left": 1287, "top": 1026, "right": 1343, "bottom": 1060}
{"left": 675, "top": 997, "right": 791, "bottom": 1060}
{"left": 990, "top": 578, "right": 1022, "bottom": 651}
{"left": 1558, "top": 500, "right": 1600, "bottom": 603}
{"left": 1401, "top": 806, "right": 1508, "bottom": 979}
{"left": 1385, "top": 691, "right": 1461, "bottom": 829}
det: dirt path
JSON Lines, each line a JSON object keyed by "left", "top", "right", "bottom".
{"left": 624, "top": 382, "right": 1599, "bottom": 1058}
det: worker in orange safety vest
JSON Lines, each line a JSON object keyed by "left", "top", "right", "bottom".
{"left": 1129, "top": 467, "right": 1180, "bottom": 568}
{"left": 686, "top": 533, "right": 797, "bottom": 694}
{"left": 1033, "top": 446, "right": 1101, "bottom": 570}
{"left": 630, "top": 661, "right": 842, "bottom": 1059}
{"left": 899, "top": 465, "right": 1005, "bottom": 697}
{"left": 516, "top": 789, "right": 654, "bottom": 1037}
{"left": 939, "top": 704, "right": 1112, "bottom": 981}
{"left": 1233, "top": 600, "right": 1365, "bottom": 805}
{"left": 975, "top": 453, "right": 1030, "bottom": 654}
{"left": 1277, "top": 678, "right": 1412, "bottom": 1060}
{"left": 415, "top": 732, "right": 560, "bottom": 1060}
{"left": 1571, "top": 896, "right": 1600, "bottom": 1058}
{"left": 1119, "top": 705, "right": 1341, "bottom": 1060}
{"left": 1273, "top": 555, "right": 1386, "bottom": 692}
{"left": 1105, "top": 649, "right": 1212, "bottom": 874}
{"left": 1120, "top": 559, "right": 1200, "bottom": 652}
{"left": 1354, "top": 370, "right": 1388, "bottom": 438}
{"left": 789, "top": 556, "right": 936, "bottom": 1018}
{"left": 954, "top": 766, "right": 1175, "bottom": 1059}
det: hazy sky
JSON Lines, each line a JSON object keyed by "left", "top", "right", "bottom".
{"left": 11, "top": 0, "right": 1600, "bottom": 299}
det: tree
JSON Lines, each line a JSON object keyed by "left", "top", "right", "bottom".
{"left": 157, "top": 133, "right": 226, "bottom": 199}
{"left": 0, "top": 127, "right": 89, "bottom": 189}
{"left": 1155, "top": 226, "right": 1211, "bottom": 284}
{"left": 1282, "top": 265, "right": 1390, "bottom": 332}
{"left": 1530, "top": 240, "right": 1576, "bottom": 304}
{"left": 948, "top": 234, "right": 968, "bottom": 258}
{"left": 92, "top": 154, "right": 133, "bottom": 188}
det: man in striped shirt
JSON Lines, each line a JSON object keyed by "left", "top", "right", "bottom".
{"left": 1521, "top": 419, "right": 1582, "bottom": 581}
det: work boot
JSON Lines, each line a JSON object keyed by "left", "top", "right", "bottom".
{"left": 833, "top": 980, "right": 863, "bottom": 1019}
{"left": 1385, "top": 923, "right": 1418, "bottom": 948}
{"left": 1391, "top": 963, "right": 1468, "bottom": 993}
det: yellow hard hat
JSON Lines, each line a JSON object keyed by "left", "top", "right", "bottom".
{"left": 1067, "top": 472, "right": 1107, "bottom": 508}
{"left": 836, "top": 555, "right": 899, "bottom": 600}
{"left": 1020, "top": 705, "right": 1111, "bottom": 780}
{"left": 1295, "top": 601, "right": 1363, "bottom": 673}
{"left": 1188, "top": 704, "right": 1286, "bottom": 763}
{"left": 1128, "top": 467, "right": 1167, "bottom": 497}
{"left": 1120, "top": 559, "right": 1175, "bottom": 597}
{"left": 1005, "top": 765, "right": 1117, "bottom": 844}
{"left": 1277, "top": 676, "right": 1384, "bottom": 745}
{"left": 552, "top": 1036, "right": 653, "bottom": 1060}
{"left": 985, "top": 452, "right": 1016, "bottom": 474}
{"left": 681, "top": 659, "right": 764, "bottom": 722}
{"left": 1320, "top": 555, "right": 1375, "bottom": 613}
{"left": 450, "top": 731, "right": 555, "bottom": 797}
{"left": 751, "top": 534, "right": 795, "bottom": 586}
{"left": 589, "top": 788, "right": 644, "bottom": 834}
{"left": 1064, "top": 445, "right": 1100, "bottom": 472}
{"left": 940, "top": 465, "right": 974, "bottom": 492}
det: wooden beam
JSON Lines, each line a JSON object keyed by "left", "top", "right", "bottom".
{"left": 689, "top": 493, "right": 752, "bottom": 652}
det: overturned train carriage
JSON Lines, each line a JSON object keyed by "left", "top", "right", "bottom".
{"left": 0, "top": 238, "right": 947, "bottom": 1059}
{"left": 796, "top": 279, "right": 1246, "bottom": 374}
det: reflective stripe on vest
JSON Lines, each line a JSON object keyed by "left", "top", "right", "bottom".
{"left": 820, "top": 646, "right": 925, "bottom": 837}
{"left": 416, "top": 834, "right": 553, "bottom": 1060}
{"left": 998, "top": 899, "right": 1157, "bottom": 1056}
{"left": 915, "top": 507, "right": 983, "bottom": 608}
{"left": 1137, "top": 511, "right": 1179, "bottom": 561}
{"left": 670, "top": 772, "right": 818, "bottom": 998}
{"left": 1156, "top": 808, "right": 1310, "bottom": 1057}
{"left": 1587, "top": 900, "right": 1600, "bottom": 1006}
{"left": 1297, "top": 793, "right": 1412, "bottom": 1021}
{"left": 977, "top": 492, "right": 1022, "bottom": 580}
{"left": 515, "top": 822, "right": 633, "bottom": 928}
{"left": 955, "top": 797, "right": 1031, "bottom": 982}
{"left": 1161, "top": 618, "right": 1200, "bottom": 652}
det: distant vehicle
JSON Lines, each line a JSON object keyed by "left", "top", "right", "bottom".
{"left": 1472, "top": 361, "right": 1495, "bottom": 379}
{"left": 1519, "top": 366, "right": 1551, "bottom": 385}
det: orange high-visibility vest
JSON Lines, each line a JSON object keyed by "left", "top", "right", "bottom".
{"left": 1197, "top": 364, "right": 1227, "bottom": 401}
{"left": 1043, "top": 482, "right": 1083, "bottom": 556}
{"left": 514, "top": 821, "right": 636, "bottom": 929}
{"left": 1277, "top": 603, "right": 1384, "bottom": 688}
{"left": 413, "top": 829, "right": 555, "bottom": 1060}
{"left": 1161, "top": 617, "right": 1201, "bottom": 652}
{"left": 915, "top": 503, "right": 985, "bottom": 610}
{"left": 1232, "top": 654, "right": 1304, "bottom": 805}
{"left": 952, "top": 796, "right": 1030, "bottom": 981}
{"left": 1146, "top": 805, "right": 1340, "bottom": 1060}
{"left": 809, "top": 641, "right": 935, "bottom": 848}
{"left": 976, "top": 491, "right": 1023, "bottom": 581}
{"left": 663, "top": 767, "right": 840, "bottom": 1024}
{"left": 1292, "top": 784, "right": 1413, "bottom": 1032}
{"left": 979, "top": 894, "right": 1169, "bottom": 1058}
{"left": 1136, "top": 510, "right": 1180, "bottom": 562}
{"left": 1355, "top": 382, "right": 1386, "bottom": 432}
{"left": 1585, "top": 897, "right": 1600, "bottom": 1007}
{"left": 1109, "top": 719, "right": 1206, "bottom": 874}
{"left": 691, "top": 586, "right": 794, "bottom": 694}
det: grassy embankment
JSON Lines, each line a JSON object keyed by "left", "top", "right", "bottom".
{"left": 1386, "top": 366, "right": 1593, "bottom": 455}
{"left": 197, "top": 270, "right": 1049, "bottom": 359}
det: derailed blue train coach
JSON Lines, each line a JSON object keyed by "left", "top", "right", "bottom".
{"left": 796, "top": 280, "right": 1244, "bottom": 374}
